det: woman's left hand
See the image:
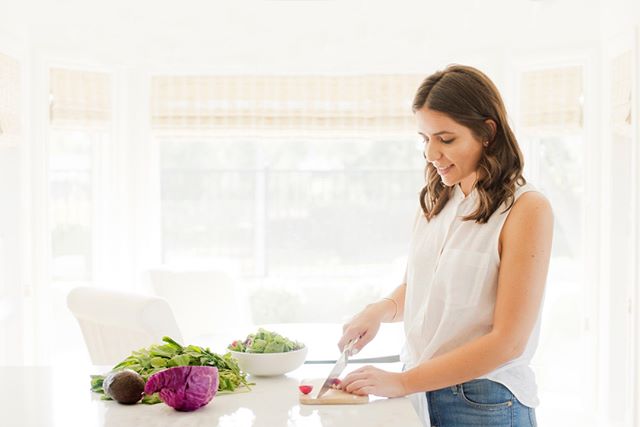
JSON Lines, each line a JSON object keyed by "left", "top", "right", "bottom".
{"left": 339, "top": 366, "right": 407, "bottom": 397}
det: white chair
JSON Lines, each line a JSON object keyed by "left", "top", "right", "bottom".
{"left": 67, "top": 286, "right": 183, "bottom": 365}
{"left": 148, "top": 268, "right": 252, "bottom": 340}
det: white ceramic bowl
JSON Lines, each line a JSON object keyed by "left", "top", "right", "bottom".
{"left": 229, "top": 346, "right": 308, "bottom": 376}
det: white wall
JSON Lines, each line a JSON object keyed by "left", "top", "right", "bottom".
{"left": 600, "top": 0, "right": 639, "bottom": 39}
{"left": 0, "top": 145, "right": 25, "bottom": 365}
{"left": 2, "top": 0, "right": 602, "bottom": 71}
{"left": 0, "top": 29, "right": 30, "bottom": 365}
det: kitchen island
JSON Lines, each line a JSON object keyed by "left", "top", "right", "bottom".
{"left": 0, "top": 363, "right": 423, "bottom": 427}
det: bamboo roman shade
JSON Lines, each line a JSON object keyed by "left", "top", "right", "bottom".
{"left": 0, "top": 53, "right": 20, "bottom": 146}
{"left": 150, "top": 74, "right": 423, "bottom": 133}
{"left": 49, "top": 68, "right": 111, "bottom": 128}
{"left": 611, "top": 51, "right": 633, "bottom": 135}
{"left": 519, "top": 66, "right": 583, "bottom": 132}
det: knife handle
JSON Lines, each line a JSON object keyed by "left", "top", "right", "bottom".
{"left": 344, "top": 338, "right": 358, "bottom": 356}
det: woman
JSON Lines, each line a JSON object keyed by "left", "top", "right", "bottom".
{"left": 337, "top": 65, "right": 553, "bottom": 426}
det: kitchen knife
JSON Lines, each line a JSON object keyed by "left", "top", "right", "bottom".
{"left": 315, "top": 338, "right": 358, "bottom": 399}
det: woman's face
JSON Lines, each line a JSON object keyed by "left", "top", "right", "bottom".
{"left": 415, "top": 107, "right": 484, "bottom": 195}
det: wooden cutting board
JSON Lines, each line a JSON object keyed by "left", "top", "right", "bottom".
{"left": 298, "top": 378, "right": 369, "bottom": 405}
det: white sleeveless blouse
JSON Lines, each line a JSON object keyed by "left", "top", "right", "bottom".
{"left": 401, "top": 183, "right": 543, "bottom": 424}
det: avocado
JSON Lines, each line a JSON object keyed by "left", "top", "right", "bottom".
{"left": 103, "top": 369, "right": 145, "bottom": 404}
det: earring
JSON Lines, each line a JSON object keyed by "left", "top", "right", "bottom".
{"left": 483, "top": 141, "right": 489, "bottom": 147}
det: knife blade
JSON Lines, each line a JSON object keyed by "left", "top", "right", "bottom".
{"left": 315, "top": 338, "right": 358, "bottom": 399}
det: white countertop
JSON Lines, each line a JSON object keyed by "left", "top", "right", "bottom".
{"left": 0, "top": 362, "right": 423, "bottom": 427}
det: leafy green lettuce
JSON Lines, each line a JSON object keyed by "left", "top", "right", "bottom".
{"left": 228, "top": 328, "right": 304, "bottom": 353}
{"left": 91, "top": 336, "right": 252, "bottom": 404}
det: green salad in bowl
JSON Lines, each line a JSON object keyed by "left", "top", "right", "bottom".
{"left": 228, "top": 328, "right": 304, "bottom": 353}
{"left": 228, "top": 329, "right": 307, "bottom": 376}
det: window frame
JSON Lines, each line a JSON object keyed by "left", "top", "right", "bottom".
{"left": 29, "top": 56, "right": 122, "bottom": 364}
{"left": 602, "top": 28, "right": 638, "bottom": 427}
{"left": 508, "top": 50, "right": 604, "bottom": 424}
{"left": 508, "top": 46, "right": 638, "bottom": 426}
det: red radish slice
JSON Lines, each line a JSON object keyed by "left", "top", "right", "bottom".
{"left": 298, "top": 385, "right": 313, "bottom": 395}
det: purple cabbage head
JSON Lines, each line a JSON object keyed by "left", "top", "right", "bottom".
{"left": 144, "top": 366, "right": 219, "bottom": 411}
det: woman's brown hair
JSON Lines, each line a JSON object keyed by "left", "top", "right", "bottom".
{"left": 412, "top": 64, "right": 526, "bottom": 223}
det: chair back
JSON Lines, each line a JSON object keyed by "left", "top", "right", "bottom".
{"left": 67, "top": 286, "right": 183, "bottom": 365}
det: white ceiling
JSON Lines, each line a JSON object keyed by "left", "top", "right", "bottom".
{"left": 0, "top": 0, "right": 611, "bottom": 71}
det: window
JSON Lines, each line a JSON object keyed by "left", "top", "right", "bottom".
{"left": 48, "top": 68, "right": 111, "bottom": 281}
{"left": 517, "top": 64, "right": 595, "bottom": 425}
{"left": 151, "top": 75, "right": 424, "bottom": 321}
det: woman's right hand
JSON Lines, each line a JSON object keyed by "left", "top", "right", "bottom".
{"left": 338, "top": 301, "right": 387, "bottom": 355}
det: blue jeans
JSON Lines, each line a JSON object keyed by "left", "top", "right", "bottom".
{"left": 426, "top": 379, "right": 537, "bottom": 426}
